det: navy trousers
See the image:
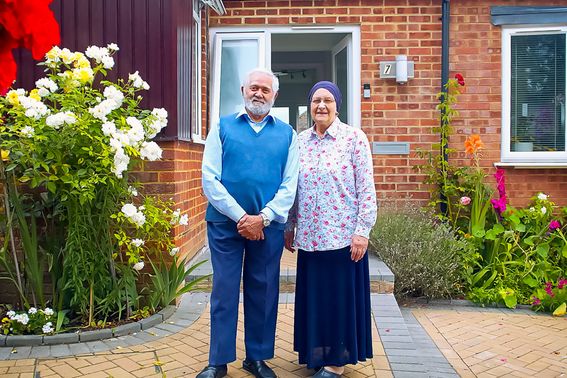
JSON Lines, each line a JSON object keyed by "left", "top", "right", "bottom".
{"left": 207, "top": 221, "right": 284, "bottom": 365}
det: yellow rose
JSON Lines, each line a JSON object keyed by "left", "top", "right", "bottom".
{"left": 46, "top": 46, "right": 61, "bottom": 62}
{"left": 6, "top": 90, "right": 20, "bottom": 105}
{"left": 29, "top": 89, "right": 41, "bottom": 101}
{"left": 73, "top": 67, "right": 94, "bottom": 84}
{"left": 553, "top": 302, "right": 566, "bottom": 317}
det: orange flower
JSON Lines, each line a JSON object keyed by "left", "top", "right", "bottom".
{"left": 464, "top": 134, "right": 484, "bottom": 155}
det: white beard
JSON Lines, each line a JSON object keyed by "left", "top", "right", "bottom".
{"left": 244, "top": 97, "right": 274, "bottom": 117}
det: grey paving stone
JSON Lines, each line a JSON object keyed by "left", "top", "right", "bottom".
{"left": 0, "top": 347, "right": 13, "bottom": 359}
{"left": 139, "top": 314, "right": 162, "bottom": 330}
{"left": 390, "top": 362, "right": 428, "bottom": 372}
{"left": 0, "top": 335, "right": 6, "bottom": 347}
{"left": 84, "top": 340, "right": 111, "bottom": 353}
{"left": 131, "top": 331, "right": 159, "bottom": 343}
{"left": 380, "top": 335, "right": 414, "bottom": 343}
{"left": 378, "top": 329, "right": 411, "bottom": 336}
{"left": 5, "top": 335, "right": 43, "bottom": 347}
{"left": 112, "top": 322, "right": 141, "bottom": 337}
{"left": 67, "top": 342, "right": 92, "bottom": 355}
{"left": 375, "top": 322, "right": 410, "bottom": 330}
{"left": 153, "top": 323, "right": 182, "bottom": 334}
{"left": 79, "top": 328, "right": 113, "bottom": 342}
{"left": 8, "top": 346, "right": 31, "bottom": 359}
{"left": 384, "top": 348, "right": 420, "bottom": 356}
{"left": 158, "top": 305, "right": 177, "bottom": 321}
{"left": 393, "top": 371, "right": 429, "bottom": 378}
{"left": 387, "top": 355, "right": 424, "bottom": 364}
{"left": 381, "top": 341, "right": 417, "bottom": 349}
{"left": 50, "top": 344, "right": 71, "bottom": 357}
{"left": 374, "top": 316, "right": 406, "bottom": 323}
{"left": 29, "top": 345, "right": 51, "bottom": 358}
{"left": 43, "top": 332, "right": 79, "bottom": 345}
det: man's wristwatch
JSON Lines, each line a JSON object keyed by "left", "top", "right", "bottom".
{"left": 259, "top": 212, "right": 270, "bottom": 227}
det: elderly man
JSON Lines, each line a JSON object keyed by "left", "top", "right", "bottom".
{"left": 198, "top": 68, "right": 299, "bottom": 378}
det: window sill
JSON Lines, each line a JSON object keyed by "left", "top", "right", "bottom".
{"left": 494, "top": 161, "right": 567, "bottom": 169}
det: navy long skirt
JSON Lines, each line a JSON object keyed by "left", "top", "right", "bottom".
{"left": 293, "top": 247, "right": 373, "bottom": 369}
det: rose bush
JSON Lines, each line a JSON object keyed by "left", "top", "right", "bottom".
{"left": 0, "top": 44, "right": 198, "bottom": 330}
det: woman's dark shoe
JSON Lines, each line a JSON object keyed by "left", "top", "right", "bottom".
{"left": 311, "top": 367, "right": 342, "bottom": 378}
{"left": 242, "top": 359, "right": 277, "bottom": 378}
{"left": 196, "top": 364, "right": 227, "bottom": 378}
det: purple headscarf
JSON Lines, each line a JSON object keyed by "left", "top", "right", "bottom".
{"left": 308, "top": 81, "right": 342, "bottom": 111}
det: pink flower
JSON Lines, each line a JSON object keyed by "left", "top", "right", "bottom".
{"left": 532, "top": 296, "right": 541, "bottom": 306}
{"left": 491, "top": 196, "right": 507, "bottom": 216}
{"left": 545, "top": 282, "right": 555, "bottom": 297}
{"left": 549, "top": 220, "right": 561, "bottom": 231}
{"left": 558, "top": 278, "right": 567, "bottom": 290}
{"left": 460, "top": 196, "right": 471, "bottom": 206}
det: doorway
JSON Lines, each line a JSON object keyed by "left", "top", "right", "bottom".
{"left": 209, "top": 25, "right": 361, "bottom": 132}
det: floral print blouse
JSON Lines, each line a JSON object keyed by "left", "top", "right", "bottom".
{"left": 287, "top": 118, "right": 377, "bottom": 252}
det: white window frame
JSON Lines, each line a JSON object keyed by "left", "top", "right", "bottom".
{"left": 191, "top": 1, "right": 204, "bottom": 143}
{"left": 208, "top": 25, "right": 361, "bottom": 134}
{"left": 501, "top": 25, "right": 567, "bottom": 166}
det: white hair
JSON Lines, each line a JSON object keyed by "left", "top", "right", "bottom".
{"left": 242, "top": 67, "right": 279, "bottom": 92}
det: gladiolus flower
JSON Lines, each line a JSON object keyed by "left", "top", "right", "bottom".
{"left": 464, "top": 134, "right": 484, "bottom": 155}
{"left": 531, "top": 296, "right": 541, "bottom": 306}
{"left": 549, "top": 220, "right": 561, "bottom": 231}
{"left": 460, "top": 196, "right": 471, "bottom": 205}
{"left": 454, "top": 73, "right": 465, "bottom": 86}
{"left": 557, "top": 278, "right": 567, "bottom": 290}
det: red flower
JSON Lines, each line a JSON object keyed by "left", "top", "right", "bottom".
{"left": 0, "top": 0, "right": 60, "bottom": 94}
{"left": 454, "top": 73, "right": 465, "bottom": 86}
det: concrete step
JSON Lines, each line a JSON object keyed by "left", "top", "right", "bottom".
{"left": 186, "top": 247, "right": 394, "bottom": 293}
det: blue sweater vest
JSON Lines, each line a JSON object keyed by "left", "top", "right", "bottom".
{"left": 205, "top": 113, "right": 293, "bottom": 229}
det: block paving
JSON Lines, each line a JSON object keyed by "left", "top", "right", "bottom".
{"left": 412, "top": 306, "right": 567, "bottom": 377}
{"left": 0, "top": 303, "right": 387, "bottom": 378}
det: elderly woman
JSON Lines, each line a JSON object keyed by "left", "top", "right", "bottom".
{"left": 285, "top": 81, "right": 377, "bottom": 377}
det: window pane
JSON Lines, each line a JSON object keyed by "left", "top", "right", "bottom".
{"left": 511, "top": 34, "right": 566, "bottom": 152}
{"left": 219, "top": 39, "right": 259, "bottom": 116}
{"left": 271, "top": 107, "right": 289, "bottom": 124}
{"left": 297, "top": 105, "right": 310, "bottom": 134}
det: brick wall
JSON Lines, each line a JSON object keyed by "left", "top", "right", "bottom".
{"left": 209, "top": 0, "right": 567, "bottom": 208}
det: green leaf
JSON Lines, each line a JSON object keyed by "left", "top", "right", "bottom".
{"left": 536, "top": 244, "right": 549, "bottom": 258}
{"left": 522, "top": 276, "right": 539, "bottom": 288}
{"left": 514, "top": 223, "right": 526, "bottom": 232}
{"left": 562, "top": 245, "right": 567, "bottom": 258}
{"left": 46, "top": 182, "right": 56, "bottom": 193}
{"left": 472, "top": 225, "right": 485, "bottom": 238}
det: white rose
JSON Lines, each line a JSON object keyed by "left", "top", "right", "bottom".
{"left": 133, "top": 261, "right": 144, "bottom": 271}
{"left": 121, "top": 203, "right": 137, "bottom": 218}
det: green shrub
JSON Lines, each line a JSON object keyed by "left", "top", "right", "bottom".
{"left": 369, "top": 204, "right": 473, "bottom": 300}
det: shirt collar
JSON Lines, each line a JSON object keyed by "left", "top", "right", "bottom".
{"left": 309, "top": 117, "right": 341, "bottom": 139}
{"left": 237, "top": 107, "right": 275, "bottom": 125}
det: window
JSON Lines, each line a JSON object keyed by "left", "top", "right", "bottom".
{"left": 502, "top": 26, "right": 567, "bottom": 163}
{"left": 191, "top": 0, "right": 203, "bottom": 141}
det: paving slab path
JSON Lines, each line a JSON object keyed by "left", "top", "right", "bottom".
{"left": 0, "top": 249, "right": 565, "bottom": 377}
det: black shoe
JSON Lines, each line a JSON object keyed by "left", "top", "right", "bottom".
{"left": 242, "top": 359, "right": 277, "bottom": 378}
{"left": 311, "top": 367, "right": 342, "bottom": 378}
{"left": 196, "top": 364, "right": 227, "bottom": 378}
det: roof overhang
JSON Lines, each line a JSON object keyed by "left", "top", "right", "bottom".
{"left": 201, "top": 0, "right": 226, "bottom": 15}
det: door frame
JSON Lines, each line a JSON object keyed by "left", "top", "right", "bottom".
{"left": 209, "top": 25, "right": 361, "bottom": 129}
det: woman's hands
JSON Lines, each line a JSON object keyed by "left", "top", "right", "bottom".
{"left": 284, "top": 229, "right": 295, "bottom": 252}
{"left": 350, "top": 235, "right": 368, "bottom": 262}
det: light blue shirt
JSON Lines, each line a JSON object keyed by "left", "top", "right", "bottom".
{"left": 202, "top": 108, "right": 299, "bottom": 224}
